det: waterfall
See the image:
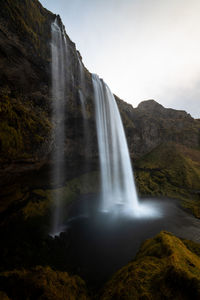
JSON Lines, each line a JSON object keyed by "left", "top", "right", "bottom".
{"left": 50, "top": 19, "right": 157, "bottom": 233}
{"left": 78, "top": 55, "right": 88, "bottom": 126}
{"left": 51, "top": 18, "right": 68, "bottom": 235}
{"left": 77, "top": 55, "right": 91, "bottom": 171}
{"left": 92, "top": 74, "right": 139, "bottom": 214}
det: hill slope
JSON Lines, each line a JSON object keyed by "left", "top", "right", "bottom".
{"left": 101, "top": 231, "right": 200, "bottom": 300}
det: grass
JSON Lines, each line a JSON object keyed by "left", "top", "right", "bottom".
{"left": 101, "top": 231, "right": 200, "bottom": 300}
{"left": 0, "top": 89, "right": 51, "bottom": 159}
{"left": 0, "top": 266, "right": 90, "bottom": 300}
{"left": 135, "top": 142, "right": 200, "bottom": 218}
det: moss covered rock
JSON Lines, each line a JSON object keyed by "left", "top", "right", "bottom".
{"left": 0, "top": 291, "right": 10, "bottom": 300}
{"left": 0, "top": 266, "right": 90, "bottom": 300}
{"left": 101, "top": 231, "right": 200, "bottom": 300}
{"left": 0, "top": 89, "right": 51, "bottom": 160}
{"left": 135, "top": 142, "right": 200, "bottom": 217}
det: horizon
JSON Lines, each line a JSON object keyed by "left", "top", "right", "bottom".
{"left": 40, "top": 0, "right": 200, "bottom": 118}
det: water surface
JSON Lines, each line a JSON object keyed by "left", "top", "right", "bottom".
{"left": 64, "top": 196, "right": 200, "bottom": 287}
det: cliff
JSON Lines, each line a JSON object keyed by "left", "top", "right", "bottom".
{"left": 114, "top": 98, "right": 200, "bottom": 216}
{"left": 0, "top": 0, "right": 200, "bottom": 218}
{"left": 0, "top": 1, "right": 200, "bottom": 299}
{"left": 117, "top": 98, "right": 200, "bottom": 158}
{"left": 0, "top": 0, "right": 95, "bottom": 186}
{"left": 1, "top": 0, "right": 200, "bottom": 185}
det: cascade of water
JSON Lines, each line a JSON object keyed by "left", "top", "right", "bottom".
{"left": 51, "top": 18, "right": 68, "bottom": 235}
{"left": 92, "top": 74, "right": 139, "bottom": 214}
{"left": 77, "top": 56, "right": 91, "bottom": 168}
{"left": 77, "top": 56, "right": 87, "bottom": 121}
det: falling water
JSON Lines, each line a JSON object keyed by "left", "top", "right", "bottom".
{"left": 77, "top": 55, "right": 91, "bottom": 169}
{"left": 51, "top": 18, "right": 68, "bottom": 235}
{"left": 77, "top": 55, "right": 87, "bottom": 119}
{"left": 92, "top": 74, "right": 139, "bottom": 214}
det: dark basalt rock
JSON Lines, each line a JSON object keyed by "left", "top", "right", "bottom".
{"left": 0, "top": 266, "right": 90, "bottom": 300}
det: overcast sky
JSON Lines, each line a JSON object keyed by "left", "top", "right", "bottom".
{"left": 40, "top": 0, "right": 200, "bottom": 118}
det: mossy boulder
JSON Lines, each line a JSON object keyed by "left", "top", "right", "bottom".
{"left": 0, "top": 88, "right": 51, "bottom": 160}
{"left": 0, "top": 266, "right": 90, "bottom": 300}
{"left": 0, "top": 291, "right": 10, "bottom": 300}
{"left": 0, "top": 0, "right": 96, "bottom": 185}
{"left": 101, "top": 231, "right": 200, "bottom": 300}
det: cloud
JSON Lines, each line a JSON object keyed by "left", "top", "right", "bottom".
{"left": 40, "top": 0, "right": 200, "bottom": 118}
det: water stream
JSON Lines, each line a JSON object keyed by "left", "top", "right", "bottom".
{"left": 51, "top": 18, "right": 68, "bottom": 236}
{"left": 92, "top": 74, "right": 139, "bottom": 213}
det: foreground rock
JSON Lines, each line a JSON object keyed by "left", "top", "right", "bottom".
{"left": 1, "top": 232, "right": 200, "bottom": 299}
{"left": 101, "top": 231, "right": 200, "bottom": 300}
{"left": 0, "top": 266, "right": 90, "bottom": 300}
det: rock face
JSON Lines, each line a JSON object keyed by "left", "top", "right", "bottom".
{"left": 0, "top": 0, "right": 96, "bottom": 186}
{"left": 0, "top": 0, "right": 200, "bottom": 186}
{"left": 115, "top": 98, "right": 200, "bottom": 216}
{"left": 134, "top": 142, "right": 200, "bottom": 216}
{"left": 117, "top": 98, "right": 200, "bottom": 159}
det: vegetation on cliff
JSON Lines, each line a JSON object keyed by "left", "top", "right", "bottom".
{"left": 0, "top": 266, "right": 90, "bottom": 300}
{"left": 0, "top": 0, "right": 54, "bottom": 166}
{"left": 135, "top": 142, "right": 200, "bottom": 217}
{"left": 0, "top": 88, "right": 51, "bottom": 159}
{"left": 0, "top": 0, "right": 53, "bottom": 59}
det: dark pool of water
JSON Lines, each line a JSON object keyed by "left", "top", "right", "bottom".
{"left": 62, "top": 196, "right": 200, "bottom": 287}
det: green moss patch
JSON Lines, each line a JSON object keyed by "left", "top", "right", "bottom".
{"left": 0, "top": 266, "right": 90, "bottom": 300}
{"left": 0, "top": 90, "right": 51, "bottom": 159}
{"left": 0, "top": 0, "right": 53, "bottom": 59}
{"left": 135, "top": 143, "right": 200, "bottom": 218}
{"left": 22, "top": 171, "right": 100, "bottom": 220}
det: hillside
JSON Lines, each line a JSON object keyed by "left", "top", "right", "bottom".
{"left": 135, "top": 142, "right": 200, "bottom": 217}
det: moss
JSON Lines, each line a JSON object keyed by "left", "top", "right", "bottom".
{"left": 0, "top": 291, "right": 10, "bottom": 300}
{"left": 0, "top": 0, "right": 54, "bottom": 60}
{"left": 101, "top": 231, "right": 200, "bottom": 300}
{"left": 0, "top": 90, "right": 51, "bottom": 159}
{"left": 0, "top": 266, "right": 90, "bottom": 300}
{"left": 0, "top": 184, "right": 27, "bottom": 214}
{"left": 22, "top": 171, "right": 100, "bottom": 220}
{"left": 135, "top": 143, "right": 200, "bottom": 218}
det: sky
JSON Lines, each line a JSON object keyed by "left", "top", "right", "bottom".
{"left": 40, "top": 0, "right": 200, "bottom": 118}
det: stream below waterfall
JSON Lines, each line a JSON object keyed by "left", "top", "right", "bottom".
{"left": 63, "top": 196, "right": 200, "bottom": 287}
